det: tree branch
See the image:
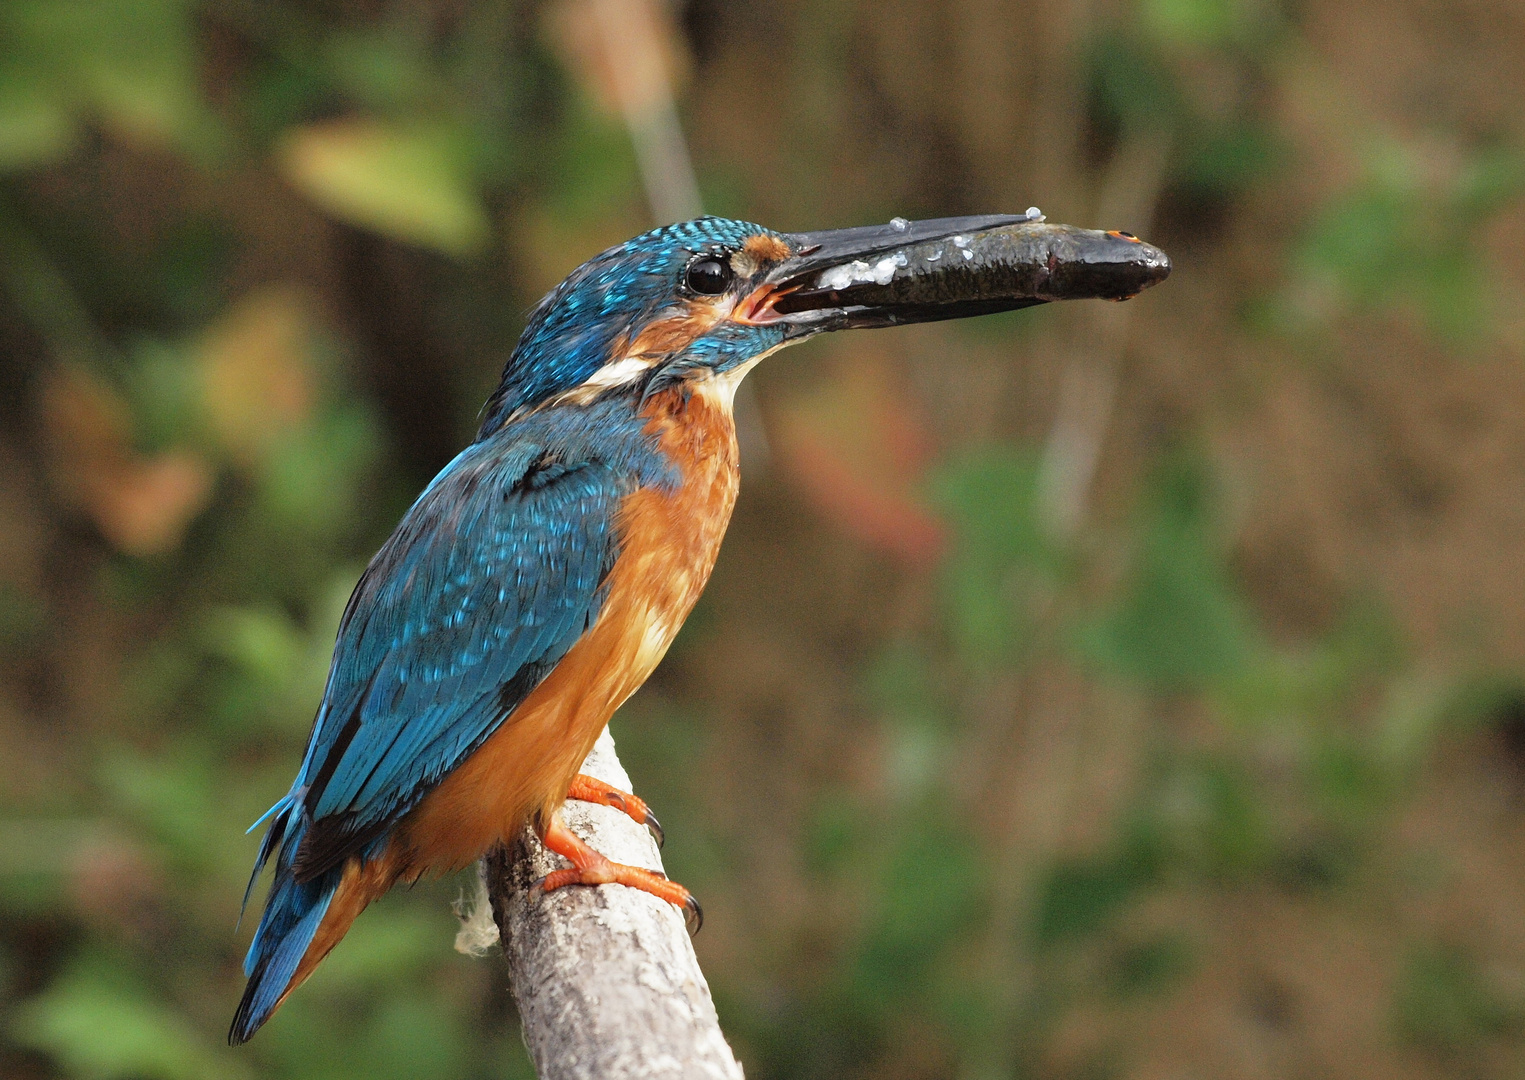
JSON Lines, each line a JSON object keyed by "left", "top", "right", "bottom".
{"left": 476, "top": 728, "right": 744, "bottom": 1080}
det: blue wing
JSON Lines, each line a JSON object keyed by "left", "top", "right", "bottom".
{"left": 254, "top": 403, "right": 675, "bottom": 883}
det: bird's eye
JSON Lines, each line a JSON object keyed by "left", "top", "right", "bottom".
{"left": 685, "top": 258, "right": 732, "bottom": 295}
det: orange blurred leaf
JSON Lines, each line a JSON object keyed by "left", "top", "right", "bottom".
{"left": 197, "top": 285, "right": 315, "bottom": 465}
{"left": 774, "top": 349, "right": 947, "bottom": 565}
{"left": 92, "top": 454, "right": 213, "bottom": 556}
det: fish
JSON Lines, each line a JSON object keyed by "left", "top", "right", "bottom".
{"left": 770, "top": 214, "right": 1171, "bottom": 330}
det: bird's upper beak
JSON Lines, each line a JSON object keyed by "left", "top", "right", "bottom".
{"left": 745, "top": 211, "right": 1171, "bottom": 334}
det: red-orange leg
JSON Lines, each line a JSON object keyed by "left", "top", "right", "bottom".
{"left": 532, "top": 812, "right": 702, "bottom": 933}
{"left": 566, "top": 773, "right": 664, "bottom": 847}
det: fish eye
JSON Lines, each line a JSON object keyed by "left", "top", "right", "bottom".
{"left": 685, "top": 257, "right": 732, "bottom": 295}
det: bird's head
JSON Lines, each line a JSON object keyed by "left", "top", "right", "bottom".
{"left": 480, "top": 212, "right": 1169, "bottom": 434}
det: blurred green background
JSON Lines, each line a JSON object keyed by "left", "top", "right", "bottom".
{"left": 2, "top": 1, "right": 1524, "bottom": 1078}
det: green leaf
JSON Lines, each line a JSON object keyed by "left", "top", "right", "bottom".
{"left": 929, "top": 450, "right": 1057, "bottom": 665}
{"left": 1453, "top": 145, "right": 1525, "bottom": 222}
{"left": 1079, "top": 454, "right": 1256, "bottom": 690}
{"left": 202, "top": 605, "right": 306, "bottom": 690}
{"left": 306, "top": 903, "right": 445, "bottom": 988}
{"left": 1086, "top": 34, "right": 1186, "bottom": 136}
{"left": 1, "top": 0, "right": 213, "bottom": 160}
{"left": 1176, "top": 122, "right": 1283, "bottom": 195}
{"left": 853, "top": 811, "right": 983, "bottom": 1001}
{"left": 1110, "top": 935, "right": 1193, "bottom": 997}
{"left": 327, "top": 28, "right": 435, "bottom": 113}
{"left": 256, "top": 403, "right": 380, "bottom": 536}
{"left": 0, "top": 81, "right": 74, "bottom": 170}
{"left": 1395, "top": 944, "right": 1522, "bottom": 1054}
{"left": 1036, "top": 856, "right": 1144, "bottom": 946}
{"left": 278, "top": 118, "right": 491, "bottom": 256}
{"left": 1142, "top": 0, "right": 1239, "bottom": 46}
{"left": 1280, "top": 142, "right": 1521, "bottom": 340}
{"left": 12, "top": 959, "right": 249, "bottom": 1080}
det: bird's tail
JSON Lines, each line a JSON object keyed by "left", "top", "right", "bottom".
{"left": 230, "top": 799, "right": 342, "bottom": 1044}
{"left": 232, "top": 795, "right": 403, "bottom": 1044}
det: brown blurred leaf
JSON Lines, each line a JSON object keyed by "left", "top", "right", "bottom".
{"left": 277, "top": 117, "right": 489, "bottom": 256}
{"left": 38, "top": 366, "right": 213, "bottom": 556}
{"left": 197, "top": 285, "right": 315, "bottom": 465}
{"left": 68, "top": 834, "right": 163, "bottom": 937}
{"left": 775, "top": 348, "right": 947, "bottom": 565}
{"left": 547, "top": 0, "right": 691, "bottom": 117}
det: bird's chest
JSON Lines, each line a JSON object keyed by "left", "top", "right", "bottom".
{"left": 607, "top": 383, "right": 741, "bottom": 681}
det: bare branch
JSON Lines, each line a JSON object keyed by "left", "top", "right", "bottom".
{"left": 478, "top": 729, "right": 744, "bottom": 1080}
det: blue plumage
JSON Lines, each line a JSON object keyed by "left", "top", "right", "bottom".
{"left": 232, "top": 821, "right": 342, "bottom": 1041}
{"left": 238, "top": 219, "right": 780, "bottom": 1043}
{"left": 243, "top": 218, "right": 765, "bottom": 886}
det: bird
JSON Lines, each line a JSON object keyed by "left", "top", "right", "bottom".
{"left": 230, "top": 212, "right": 1169, "bottom": 1043}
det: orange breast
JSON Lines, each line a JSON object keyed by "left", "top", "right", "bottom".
{"left": 391, "top": 383, "right": 742, "bottom": 876}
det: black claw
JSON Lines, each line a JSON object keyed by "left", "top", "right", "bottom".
{"left": 606, "top": 791, "right": 627, "bottom": 811}
{"left": 528, "top": 875, "right": 548, "bottom": 898}
{"left": 683, "top": 895, "right": 704, "bottom": 935}
{"left": 644, "top": 809, "right": 665, "bottom": 848}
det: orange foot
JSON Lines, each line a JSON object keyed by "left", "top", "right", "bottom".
{"left": 567, "top": 773, "right": 664, "bottom": 846}
{"left": 533, "top": 812, "right": 702, "bottom": 934}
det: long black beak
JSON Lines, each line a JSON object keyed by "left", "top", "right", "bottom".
{"left": 763, "top": 211, "right": 1170, "bottom": 334}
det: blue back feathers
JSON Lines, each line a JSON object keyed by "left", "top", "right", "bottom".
{"left": 296, "top": 400, "right": 676, "bottom": 865}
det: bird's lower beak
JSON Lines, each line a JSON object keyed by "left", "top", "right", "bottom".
{"left": 747, "top": 211, "right": 1171, "bottom": 334}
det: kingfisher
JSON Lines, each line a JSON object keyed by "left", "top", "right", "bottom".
{"left": 230, "top": 212, "right": 1169, "bottom": 1043}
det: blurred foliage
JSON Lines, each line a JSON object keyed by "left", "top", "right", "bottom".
{"left": 0, "top": 0, "right": 212, "bottom": 170}
{"left": 0, "top": 1, "right": 1523, "bottom": 1080}
{"left": 1395, "top": 943, "right": 1524, "bottom": 1059}
{"left": 1277, "top": 142, "right": 1525, "bottom": 339}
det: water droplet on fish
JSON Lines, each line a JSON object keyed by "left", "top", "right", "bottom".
{"left": 952, "top": 235, "right": 968, "bottom": 248}
{"left": 890, "top": 217, "right": 908, "bottom": 231}
{"left": 925, "top": 250, "right": 942, "bottom": 262}
{"left": 961, "top": 248, "right": 974, "bottom": 260}
{"left": 1025, "top": 206, "right": 1046, "bottom": 221}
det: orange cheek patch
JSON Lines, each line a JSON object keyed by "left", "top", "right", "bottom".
{"left": 744, "top": 234, "right": 792, "bottom": 262}
{"left": 627, "top": 306, "right": 721, "bottom": 358}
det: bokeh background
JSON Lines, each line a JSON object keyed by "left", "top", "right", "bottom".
{"left": 2, "top": 1, "right": 1524, "bottom": 1078}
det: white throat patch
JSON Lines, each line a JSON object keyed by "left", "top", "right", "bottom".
{"left": 691, "top": 340, "right": 797, "bottom": 411}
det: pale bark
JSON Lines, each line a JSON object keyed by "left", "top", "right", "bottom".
{"left": 475, "top": 729, "right": 744, "bottom": 1080}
